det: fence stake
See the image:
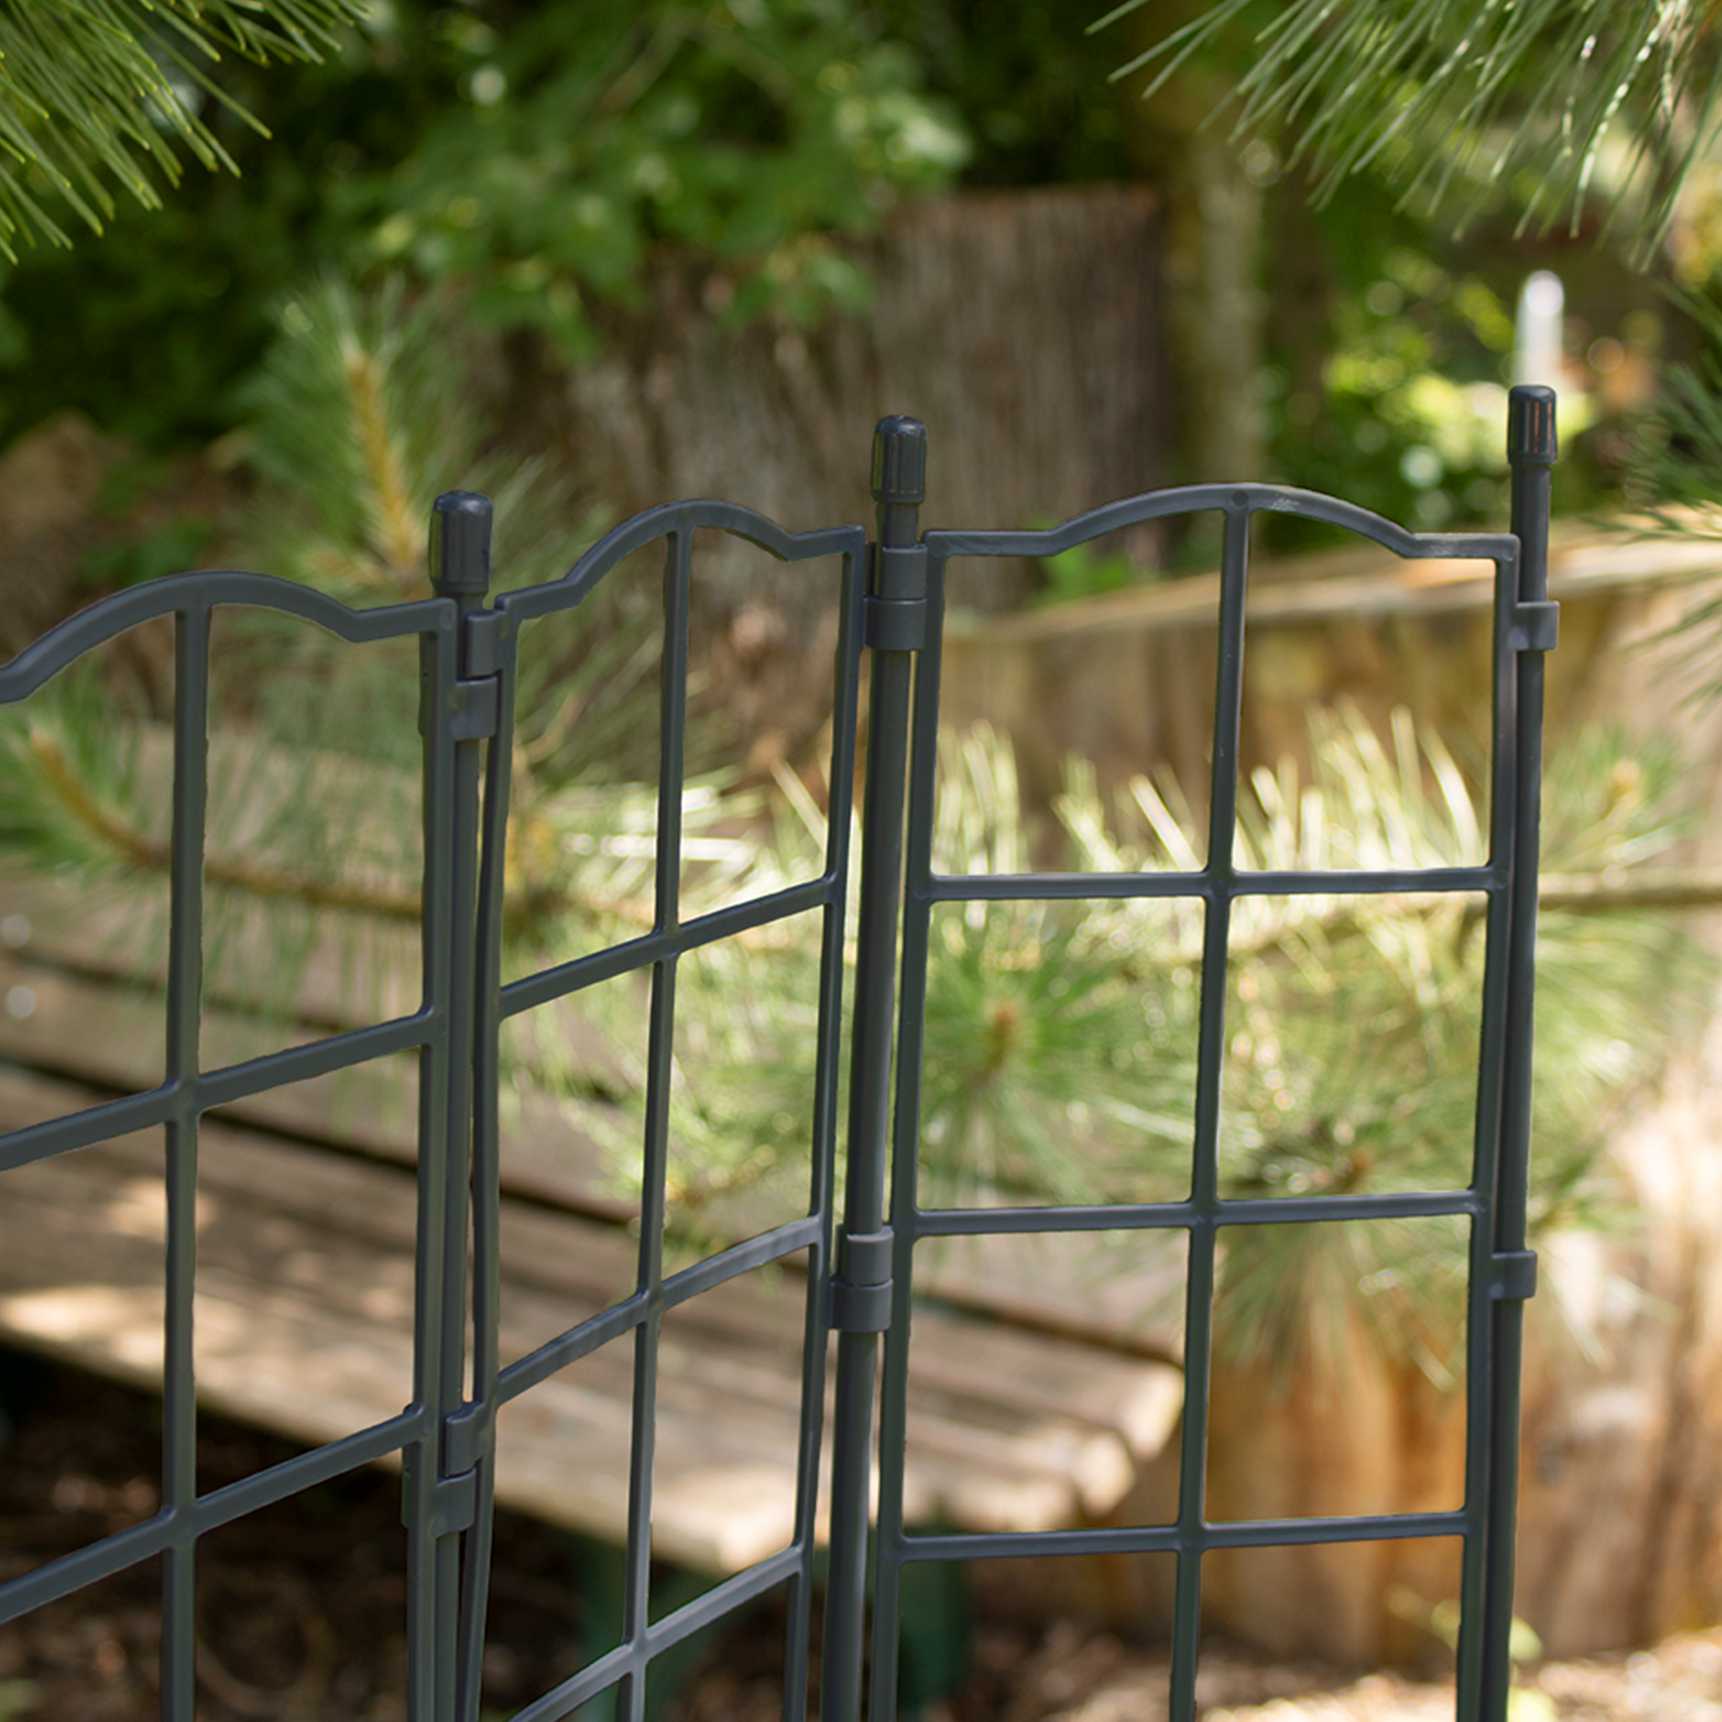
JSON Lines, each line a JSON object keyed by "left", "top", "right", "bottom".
{"left": 822, "top": 415, "right": 928, "bottom": 1722}
{"left": 428, "top": 489, "right": 495, "bottom": 1722}
{"left": 1480, "top": 385, "right": 1557, "bottom": 1719}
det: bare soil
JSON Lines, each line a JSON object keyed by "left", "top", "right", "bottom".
{"left": 0, "top": 1355, "right": 1715, "bottom": 1721}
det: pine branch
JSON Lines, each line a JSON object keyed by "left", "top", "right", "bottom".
{"left": 26, "top": 725, "right": 424, "bottom": 920}
{"left": 18, "top": 719, "right": 812, "bottom": 943}
{"left": 1229, "top": 869, "right": 1722, "bottom": 956}
{"left": 342, "top": 337, "right": 424, "bottom": 587}
{"left": 0, "top": 1, "right": 365, "bottom": 258}
{"left": 1097, "top": 0, "right": 1722, "bottom": 258}
{"left": 1539, "top": 869, "right": 1722, "bottom": 912}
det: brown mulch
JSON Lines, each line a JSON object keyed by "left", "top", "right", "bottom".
{"left": 0, "top": 1352, "right": 608, "bottom": 1720}
{"left": 0, "top": 1352, "right": 1716, "bottom": 1720}
{"left": 918, "top": 1619, "right": 1722, "bottom": 1720}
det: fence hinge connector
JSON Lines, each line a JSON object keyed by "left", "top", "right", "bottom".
{"left": 416, "top": 1403, "right": 494, "bottom": 1537}
{"left": 1510, "top": 600, "right": 1559, "bottom": 655}
{"left": 463, "top": 608, "right": 509, "bottom": 679}
{"left": 400, "top": 1439, "right": 482, "bottom": 1538}
{"left": 830, "top": 1226, "right": 894, "bottom": 1333}
{"left": 1490, "top": 1249, "right": 1539, "bottom": 1303}
{"left": 864, "top": 543, "right": 929, "bottom": 651}
{"left": 447, "top": 676, "right": 500, "bottom": 740}
{"left": 419, "top": 608, "right": 508, "bottom": 741}
{"left": 440, "top": 608, "right": 510, "bottom": 739}
{"left": 443, "top": 1401, "right": 494, "bottom": 1475}
{"left": 427, "top": 1467, "right": 479, "bottom": 1537}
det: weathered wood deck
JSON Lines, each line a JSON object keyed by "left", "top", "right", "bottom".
{"left": 0, "top": 878, "right": 1186, "bottom": 1574}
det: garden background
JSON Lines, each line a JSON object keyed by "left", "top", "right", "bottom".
{"left": 2, "top": 4, "right": 1722, "bottom": 1718}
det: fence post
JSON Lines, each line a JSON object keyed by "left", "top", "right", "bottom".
{"left": 425, "top": 489, "right": 496, "bottom": 1722}
{"left": 821, "top": 416, "right": 928, "bottom": 1722}
{"left": 1481, "top": 385, "right": 1556, "bottom": 1719}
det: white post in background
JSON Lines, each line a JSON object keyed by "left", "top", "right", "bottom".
{"left": 1513, "top": 270, "right": 1565, "bottom": 388}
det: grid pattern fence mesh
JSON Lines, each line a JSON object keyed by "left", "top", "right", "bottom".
{"left": 0, "top": 386, "right": 1556, "bottom": 1722}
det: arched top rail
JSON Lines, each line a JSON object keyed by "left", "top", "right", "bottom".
{"left": 0, "top": 571, "right": 450, "bottom": 705}
{"left": 926, "top": 482, "right": 1519, "bottom": 564}
{"left": 500, "top": 500, "right": 866, "bottom": 623}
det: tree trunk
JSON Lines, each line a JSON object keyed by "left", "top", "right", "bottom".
{"left": 547, "top": 185, "right": 1169, "bottom": 766}
{"left": 1116, "top": 0, "right": 1268, "bottom": 537}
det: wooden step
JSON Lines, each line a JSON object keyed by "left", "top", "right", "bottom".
{"left": 0, "top": 881, "right": 1187, "bottom": 1362}
{"left": 0, "top": 1069, "right": 1183, "bottom": 1572}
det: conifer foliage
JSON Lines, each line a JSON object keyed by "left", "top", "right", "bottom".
{"left": 0, "top": 1, "right": 364, "bottom": 257}
{"left": 1100, "top": 0, "right": 1722, "bottom": 258}
{"left": 0, "top": 284, "right": 1702, "bottom": 1372}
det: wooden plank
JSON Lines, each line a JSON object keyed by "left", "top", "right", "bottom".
{"left": 0, "top": 951, "right": 633, "bottom": 1222}
{"left": 1, "top": 866, "right": 627, "bottom": 1083}
{"left": 0, "top": 940, "right": 1188, "bottom": 1360}
{"left": 0, "top": 1070, "right": 1184, "bottom": 1569}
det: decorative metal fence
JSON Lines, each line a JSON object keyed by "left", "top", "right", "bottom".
{"left": 0, "top": 386, "right": 1559, "bottom": 1722}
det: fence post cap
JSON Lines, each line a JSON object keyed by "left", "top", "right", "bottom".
{"left": 1507, "top": 386, "right": 1558, "bottom": 465}
{"left": 429, "top": 490, "right": 494, "bottom": 596}
{"left": 871, "top": 415, "right": 927, "bottom": 505}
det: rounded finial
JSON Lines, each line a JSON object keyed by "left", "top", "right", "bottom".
{"left": 871, "top": 415, "right": 927, "bottom": 506}
{"left": 1507, "top": 386, "right": 1558, "bottom": 466}
{"left": 430, "top": 490, "right": 494, "bottom": 596}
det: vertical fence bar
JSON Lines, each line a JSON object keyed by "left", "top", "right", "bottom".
{"left": 822, "top": 415, "right": 928, "bottom": 1722}
{"left": 865, "top": 548, "right": 945, "bottom": 1722}
{"left": 427, "top": 491, "right": 495, "bottom": 1722}
{"left": 1479, "top": 386, "right": 1557, "bottom": 1719}
{"left": 622, "top": 959, "right": 677, "bottom": 1722}
{"left": 618, "top": 526, "right": 694, "bottom": 1721}
{"left": 407, "top": 594, "right": 460, "bottom": 1722}
{"left": 1167, "top": 500, "right": 1249, "bottom": 1722}
{"left": 1454, "top": 543, "right": 1522, "bottom": 1711}
{"left": 456, "top": 538, "right": 515, "bottom": 1722}
{"left": 162, "top": 600, "right": 209, "bottom": 1722}
{"left": 782, "top": 542, "right": 866, "bottom": 1722}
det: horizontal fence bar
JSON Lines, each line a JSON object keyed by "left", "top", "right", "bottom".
{"left": 900, "top": 1509, "right": 1470, "bottom": 1565}
{"left": 922, "top": 866, "right": 1499, "bottom": 905}
{"left": 1204, "top": 1510, "right": 1470, "bottom": 1549}
{"left": 660, "top": 1215, "right": 822, "bottom": 1308}
{"left": 925, "top": 484, "right": 1514, "bottom": 563}
{"left": 494, "top": 1216, "right": 822, "bottom": 1408}
{"left": 1213, "top": 1189, "right": 1481, "bottom": 1226}
{"left": 194, "top": 1009, "right": 437, "bottom": 1109}
{"left": 0, "top": 1012, "right": 438, "bottom": 1172}
{"left": 190, "top": 1408, "right": 425, "bottom": 1538}
{"left": 500, "top": 876, "right": 835, "bottom": 1017}
{"left": 0, "top": 1082, "right": 178, "bottom": 1172}
{"left": 0, "top": 575, "right": 451, "bottom": 705}
{"left": 924, "top": 872, "right": 1211, "bottom": 904}
{"left": 915, "top": 1186, "right": 1480, "bottom": 1237}
{"left": 643, "top": 1542, "right": 803, "bottom": 1656}
{"left": 0, "top": 1406, "right": 428, "bottom": 1632}
{"left": 0, "top": 1511, "right": 174, "bottom": 1627}
{"left": 509, "top": 1544, "right": 803, "bottom": 1722}
{"left": 496, "top": 1292, "right": 647, "bottom": 1408}
{"left": 501, "top": 503, "right": 865, "bottom": 625}
{"left": 1241, "top": 867, "right": 1498, "bottom": 898}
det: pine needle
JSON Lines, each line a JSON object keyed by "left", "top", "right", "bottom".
{"left": 1099, "top": 0, "right": 1722, "bottom": 260}
{"left": 0, "top": 1, "right": 364, "bottom": 259}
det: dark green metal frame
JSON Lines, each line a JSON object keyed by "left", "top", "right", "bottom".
{"left": 0, "top": 387, "right": 1558, "bottom": 1722}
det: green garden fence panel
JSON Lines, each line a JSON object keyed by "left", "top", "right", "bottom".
{"left": 0, "top": 386, "right": 1557, "bottom": 1722}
